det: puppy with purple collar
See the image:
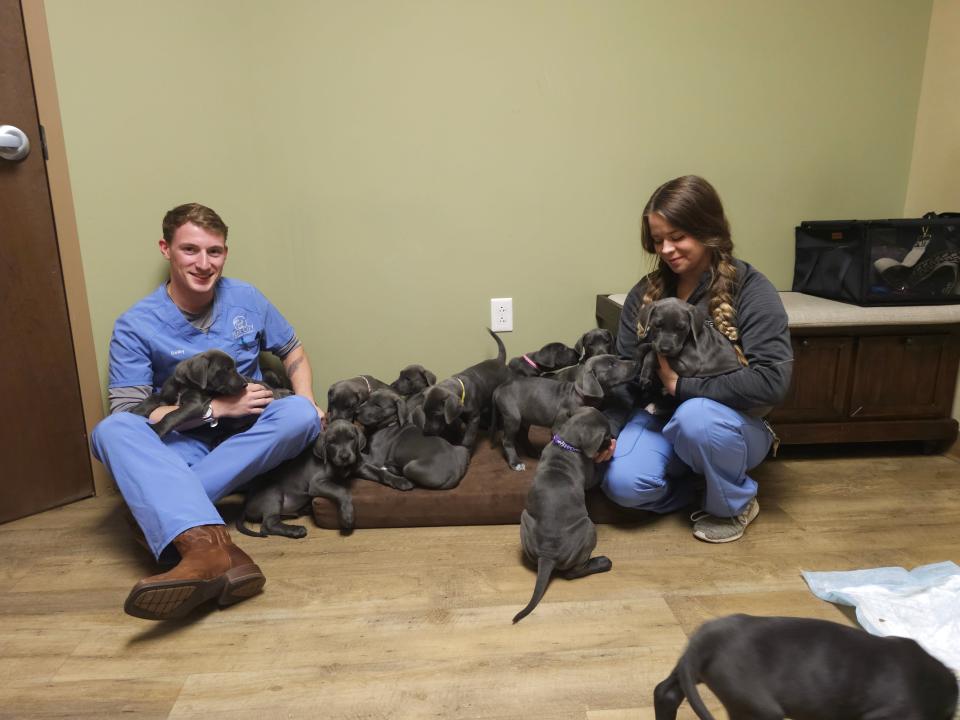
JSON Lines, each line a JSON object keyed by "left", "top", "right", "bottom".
{"left": 513, "top": 407, "right": 613, "bottom": 623}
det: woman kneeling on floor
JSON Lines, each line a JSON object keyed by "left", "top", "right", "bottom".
{"left": 599, "top": 175, "right": 792, "bottom": 543}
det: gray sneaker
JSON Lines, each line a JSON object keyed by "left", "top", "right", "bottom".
{"left": 691, "top": 498, "right": 759, "bottom": 543}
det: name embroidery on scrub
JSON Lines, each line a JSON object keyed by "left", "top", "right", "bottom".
{"left": 170, "top": 348, "right": 186, "bottom": 357}
{"left": 232, "top": 315, "right": 255, "bottom": 339}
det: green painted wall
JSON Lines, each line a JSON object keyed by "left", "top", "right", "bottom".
{"left": 44, "top": 0, "right": 932, "bottom": 401}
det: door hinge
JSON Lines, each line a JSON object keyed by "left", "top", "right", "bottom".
{"left": 39, "top": 124, "right": 48, "bottom": 161}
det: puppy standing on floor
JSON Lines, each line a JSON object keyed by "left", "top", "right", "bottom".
{"left": 513, "top": 407, "right": 614, "bottom": 623}
{"left": 654, "top": 614, "right": 959, "bottom": 720}
{"left": 413, "top": 328, "right": 510, "bottom": 449}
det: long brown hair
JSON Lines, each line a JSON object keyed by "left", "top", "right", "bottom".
{"left": 639, "top": 175, "right": 741, "bottom": 349}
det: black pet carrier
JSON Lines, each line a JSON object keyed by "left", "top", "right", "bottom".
{"left": 792, "top": 212, "right": 960, "bottom": 305}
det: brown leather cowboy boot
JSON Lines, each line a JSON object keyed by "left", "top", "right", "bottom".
{"left": 124, "top": 524, "right": 265, "bottom": 620}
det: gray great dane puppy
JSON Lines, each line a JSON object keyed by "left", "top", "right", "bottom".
{"left": 507, "top": 341, "right": 581, "bottom": 377}
{"left": 356, "top": 389, "right": 471, "bottom": 490}
{"left": 326, "top": 374, "right": 390, "bottom": 421}
{"left": 574, "top": 327, "right": 615, "bottom": 360}
{"left": 654, "top": 614, "right": 959, "bottom": 720}
{"left": 493, "top": 354, "right": 639, "bottom": 471}
{"left": 636, "top": 297, "right": 743, "bottom": 390}
{"left": 412, "top": 328, "right": 509, "bottom": 449}
{"left": 389, "top": 364, "right": 437, "bottom": 397}
{"left": 236, "top": 419, "right": 413, "bottom": 537}
{"left": 513, "top": 407, "right": 613, "bottom": 623}
{"left": 130, "top": 349, "right": 289, "bottom": 438}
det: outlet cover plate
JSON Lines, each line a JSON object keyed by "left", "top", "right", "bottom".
{"left": 491, "top": 297, "right": 513, "bottom": 332}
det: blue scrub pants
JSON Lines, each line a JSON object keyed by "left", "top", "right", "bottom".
{"left": 91, "top": 396, "right": 321, "bottom": 559}
{"left": 602, "top": 398, "right": 773, "bottom": 517}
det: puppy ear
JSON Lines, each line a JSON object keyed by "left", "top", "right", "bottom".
{"left": 353, "top": 425, "right": 366, "bottom": 452}
{"left": 575, "top": 370, "right": 604, "bottom": 401}
{"left": 312, "top": 433, "right": 327, "bottom": 462}
{"left": 176, "top": 354, "right": 210, "bottom": 390}
{"left": 411, "top": 405, "right": 426, "bottom": 429}
{"left": 601, "top": 329, "right": 614, "bottom": 347}
{"left": 574, "top": 336, "right": 585, "bottom": 358}
{"left": 581, "top": 417, "right": 613, "bottom": 456}
{"left": 396, "top": 397, "right": 408, "bottom": 426}
{"left": 687, "top": 305, "right": 705, "bottom": 353}
{"left": 443, "top": 394, "right": 461, "bottom": 425}
{"left": 423, "top": 369, "right": 437, "bottom": 386}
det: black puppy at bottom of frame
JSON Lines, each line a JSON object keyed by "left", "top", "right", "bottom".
{"left": 236, "top": 419, "right": 412, "bottom": 537}
{"left": 654, "top": 613, "right": 959, "bottom": 720}
{"left": 513, "top": 407, "right": 613, "bottom": 623}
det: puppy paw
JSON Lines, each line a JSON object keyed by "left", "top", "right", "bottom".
{"left": 290, "top": 526, "right": 308, "bottom": 539}
{"left": 382, "top": 469, "right": 414, "bottom": 491}
{"left": 339, "top": 506, "right": 355, "bottom": 532}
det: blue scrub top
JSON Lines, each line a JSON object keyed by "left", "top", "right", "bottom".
{"left": 108, "top": 277, "right": 296, "bottom": 391}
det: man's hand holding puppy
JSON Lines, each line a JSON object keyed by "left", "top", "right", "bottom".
{"left": 210, "top": 383, "right": 276, "bottom": 419}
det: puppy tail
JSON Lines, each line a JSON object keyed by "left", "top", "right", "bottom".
{"left": 235, "top": 507, "right": 265, "bottom": 538}
{"left": 677, "top": 650, "right": 716, "bottom": 720}
{"left": 489, "top": 393, "right": 500, "bottom": 447}
{"left": 487, "top": 327, "right": 507, "bottom": 364}
{"left": 512, "top": 557, "right": 555, "bottom": 623}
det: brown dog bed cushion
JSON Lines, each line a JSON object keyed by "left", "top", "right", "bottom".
{"left": 312, "top": 428, "right": 642, "bottom": 529}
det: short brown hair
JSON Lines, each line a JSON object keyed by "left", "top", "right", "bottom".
{"left": 162, "top": 203, "right": 228, "bottom": 243}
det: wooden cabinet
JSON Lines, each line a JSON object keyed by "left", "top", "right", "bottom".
{"left": 768, "top": 329, "right": 960, "bottom": 448}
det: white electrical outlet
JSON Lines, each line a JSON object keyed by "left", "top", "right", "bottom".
{"left": 490, "top": 297, "right": 513, "bottom": 332}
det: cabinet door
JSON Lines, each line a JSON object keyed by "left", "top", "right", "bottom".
{"left": 848, "top": 334, "right": 960, "bottom": 419}
{"left": 768, "top": 336, "right": 853, "bottom": 422}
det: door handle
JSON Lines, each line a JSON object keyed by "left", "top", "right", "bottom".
{"left": 0, "top": 125, "right": 31, "bottom": 161}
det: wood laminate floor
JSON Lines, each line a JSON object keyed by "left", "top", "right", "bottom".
{"left": 1, "top": 447, "right": 958, "bottom": 719}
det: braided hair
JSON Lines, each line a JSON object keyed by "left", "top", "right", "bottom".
{"left": 637, "top": 175, "right": 746, "bottom": 365}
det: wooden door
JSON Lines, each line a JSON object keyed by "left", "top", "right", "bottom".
{"left": 0, "top": 0, "right": 94, "bottom": 523}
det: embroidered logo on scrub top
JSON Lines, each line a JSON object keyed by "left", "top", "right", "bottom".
{"left": 170, "top": 349, "right": 186, "bottom": 357}
{"left": 232, "top": 315, "right": 255, "bottom": 339}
